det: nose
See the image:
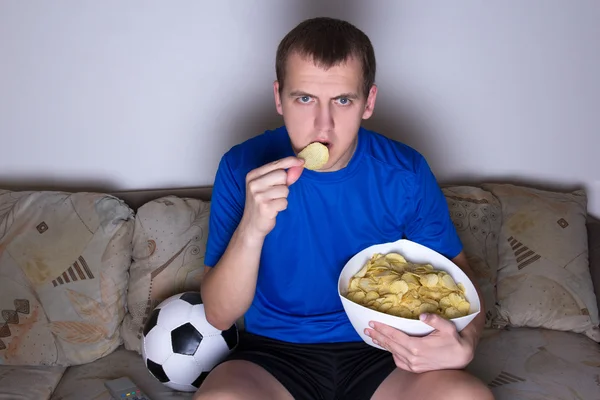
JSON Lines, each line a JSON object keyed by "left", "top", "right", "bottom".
{"left": 314, "top": 102, "right": 334, "bottom": 132}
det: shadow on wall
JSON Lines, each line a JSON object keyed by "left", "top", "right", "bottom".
{"left": 0, "top": 177, "right": 120, "bottom": 195}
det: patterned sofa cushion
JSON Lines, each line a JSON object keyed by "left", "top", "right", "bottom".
{"left": 481, "top": 184, "right": 600, "bottom": 341}
{"left": 0, "top": 190, "right": 134, "bottom": 366}
{"left": 121, "top": 196, "right": 211, "bottom": 354}
{"left": 442, "top": 186, "right": 502, "bottom": 327}
{"left": 467, "top": 327, "right": 600, "bottom": 400}
{"left": 0, "top": 364, "right": 66, "bottom": 400}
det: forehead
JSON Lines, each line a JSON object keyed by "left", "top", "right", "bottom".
{"left": 283, "top": 52, "right": 363, "bottom": 95}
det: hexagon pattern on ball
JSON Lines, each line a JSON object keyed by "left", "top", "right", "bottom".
{"left": 171, "top": 323, "right": 203, "bottom": 355}
{"left": 192, "top": 334, "right": 231, "bottom": 370}
{"left": 142, "top": 291, "right": 239, "bottom": 392}
{"left": 146, "top": 359, "right": 169, "bottom": 383}
{"left": 143, "top": 308, "right": 160, "bottom": 336}
{"left": 179, "top": 291, "right": 203, "bottom": 305}
{"left": 143, "top": 325, "right": 172, "bottom": 364}
{"left": 221, "top": 324, "right": 238, "bottom": 350}
{"left": 157, "top": 299, "right": 193, "bottom": 331}
{"left": 161, "top": 353, "right": 204, "bottom": 389}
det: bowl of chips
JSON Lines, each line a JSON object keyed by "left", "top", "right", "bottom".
{"left": 338, "top": 239, "right": 480, "bottom": 349}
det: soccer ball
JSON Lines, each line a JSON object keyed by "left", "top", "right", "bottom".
{"left": 141, "top": 291, "right": 239, "bottom": 392}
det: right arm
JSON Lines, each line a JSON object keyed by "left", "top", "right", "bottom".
{"left": 201, "top": 230, "right": 264, "bottom": 331}
{"left": 201, "top": 156, "right": 304, "bottom": 330}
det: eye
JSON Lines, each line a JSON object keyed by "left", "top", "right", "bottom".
{"left": 298, "top": 96, "right": 313, "bottom": 104}
{"left": 336, "top": 97, "right": 352, "bottom": 106}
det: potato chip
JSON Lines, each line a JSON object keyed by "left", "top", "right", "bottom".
{"left": 420, "top": 273, "right": 439, "bottom": 288}
{"left": 448, "top": 292, "right": 465, "bottom": 307}
{"left": 389, "top": 262, "right": 406, "bottom": 273}
{"left": 389, "top": 306, "right": 413, "bottom": 318}
{"left": 419, "top": 302, "right": 438, "bottom": 315}
{"left": 445, "top": 307, "right": 462, "bottom": 319}
{"left": 365, "top": 291, "right": 380, "bottom": 302}
{"left": 384, "top": 253, "right": 407, "bottom": 263}
{"left": 441, "top": 274, "right": 459, "bottom": 290}
{"left": 457, "top": 301, "right": 470, "bottom": 314}
{"left": 389, "top": 280, "right": 409, "bottom": 295}
{"left": 439, "top": 296, "right": 452, "bottom": 308}
{"left": 401, "top": 272, "right": 419, "bottom": 285}
{"left": 298, "top": 142, "right": 329, "bottom": 170}
{"left": 344, "top": 252, "right": 471, "bottom": 320}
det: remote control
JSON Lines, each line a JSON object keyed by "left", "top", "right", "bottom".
{"left": 104, "top": 376, "right": 151, "bottom": 399}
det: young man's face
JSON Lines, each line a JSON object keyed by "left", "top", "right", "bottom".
{"left": 274, "top": 52, "right": 377, "bottom": 172}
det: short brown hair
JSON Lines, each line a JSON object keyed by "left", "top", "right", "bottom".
{"left": 275, "top": 17, "right": 376, "bottom": 97}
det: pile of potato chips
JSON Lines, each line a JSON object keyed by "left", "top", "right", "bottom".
{"left": 344, "top": 252, "right": 471, "bottom": 320}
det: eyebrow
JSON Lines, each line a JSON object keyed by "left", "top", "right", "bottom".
{"left": 289, "top": 91, "right": 360, "bottom": 100}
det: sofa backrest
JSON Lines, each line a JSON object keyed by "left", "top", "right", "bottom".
{"left": 1, "top": 183, "right": 599, "bottom": 367}
{"left": 110, "top": 187, "right": 213, "bottom": 210}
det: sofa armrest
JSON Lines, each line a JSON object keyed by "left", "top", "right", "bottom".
{"left": 588, "top": 221, "right": 600, "bottom": 314}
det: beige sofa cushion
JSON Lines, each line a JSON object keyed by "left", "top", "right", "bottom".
{"left": 0, "top": 190, "right": 134, "bottom": 365}
{"left": 467, "top": 327, "right": 600, "bottom": 400}
{"left": 481, "top": 184, "right": 600, "bottom": 341}
{"left": 0, "top": 364, "right": 66, "bottom": 400}
{"left": 442, "top": 186, "right": 502, "bottom": 327}
{"left": 49, "top": 346, "right": 192, "bottom": 400}
{"left": 121, "top": 196, "right": 210, "bottom": 354}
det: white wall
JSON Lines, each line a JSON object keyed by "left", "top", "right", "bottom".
{"left": 1, "top": 1, "right": 598, "bottom": 216}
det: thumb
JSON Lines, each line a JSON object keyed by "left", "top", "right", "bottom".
{"left": 286, "top": 165, "right": 304, "bottom": 186}
{"left": 419, "top": 313, "right": 455, "bottom": 334}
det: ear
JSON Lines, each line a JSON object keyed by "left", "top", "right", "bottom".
{"left": 362, "top": 84, "right": 378, "bottom": 120}
{"left": 274, "top": 80, "right": 283, "bottom": 115}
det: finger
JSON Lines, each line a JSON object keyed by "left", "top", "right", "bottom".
{"left": 419, "top": 313, "right": 456, "bottom": 335}
{"left": 370, "top": 321, "right": 412, "bottom": 344}
{"left": 365, "top": 326, "right": 412, "bottom": 360}
{"left": 248, "top": 170, "right": 288, "bottom": 193}
{"left": 269, "top": 198, "right": 288, "bottom": 213}
{"left": 247, "top": 156, "right": 304, "bottom": 182}
{"left": 286, "top": 165, "right": 304, "bottom": 186}
{"left": 256, "top": 185, "right": 289, "bottom": 202}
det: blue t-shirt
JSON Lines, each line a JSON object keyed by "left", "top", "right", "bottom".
{"left": 204, "top": 126, "right": 463, "bottom": 344}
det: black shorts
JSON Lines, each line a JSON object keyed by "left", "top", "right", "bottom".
{"left": 220, "top": 331, "right": 397, "bottom": 400}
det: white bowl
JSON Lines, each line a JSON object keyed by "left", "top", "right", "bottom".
{"left": 338, "top": 239, "right": 480, "bottom": 350}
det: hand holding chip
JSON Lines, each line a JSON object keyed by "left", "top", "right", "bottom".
{"left": 240, "top": 156, "right": 305, "bottom": 241}
{"left": 365, "top": 314, "right": 475, "bottom": 373}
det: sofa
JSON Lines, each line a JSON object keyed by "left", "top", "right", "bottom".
{"left": 0, "top": 182, "right": 598, "bottom": 400}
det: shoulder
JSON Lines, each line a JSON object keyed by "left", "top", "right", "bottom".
{"left": 220, "top": 126, "right": 290, "bottom": 177}
{"left": 360, "top": 127, "right": 429, "bottom": 176}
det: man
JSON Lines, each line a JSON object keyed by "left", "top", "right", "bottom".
{"left": 194, "top": 17, "right": 493, "bottom": 400}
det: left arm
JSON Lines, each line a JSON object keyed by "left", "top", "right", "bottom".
{"left": 365, "top": 153, "right": 486, "bottom": 372}
{"left": 451, "top": 251, "right": 485, "bottom": 350}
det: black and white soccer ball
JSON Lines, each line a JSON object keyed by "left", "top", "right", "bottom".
{"left": 141, "top": 291, "right": 239, "bottom": 392}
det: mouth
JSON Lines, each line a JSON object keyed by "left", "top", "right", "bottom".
{"left": 315, "top": 140, "right": 332, "bottom": 149}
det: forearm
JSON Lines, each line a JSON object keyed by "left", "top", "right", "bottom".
{"left": 201, "top": 223, "right": 264, "bottom": 330}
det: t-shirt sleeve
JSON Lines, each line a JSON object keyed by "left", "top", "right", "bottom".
{"left": 204, "top": 153, "right": 245, "bottom": 267}
{"left": 404, "top": 155, "right": 463, "bottom": 260}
